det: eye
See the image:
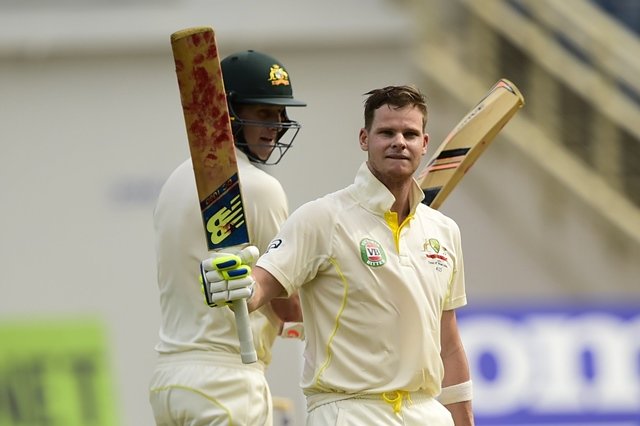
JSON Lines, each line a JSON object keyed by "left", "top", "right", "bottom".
{"left": 259, "top": 108, "right": 283, "bottom": 122}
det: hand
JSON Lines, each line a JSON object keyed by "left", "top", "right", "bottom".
{"left": 200, "top": 246, "right": 259, "bottom": 308}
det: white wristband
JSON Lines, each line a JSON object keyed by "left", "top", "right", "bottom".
{"left": 437, "top": 380, "right": 473, "bottom": 405}
{"left": 280, "top": 322, "right": 305, "bottom": 340}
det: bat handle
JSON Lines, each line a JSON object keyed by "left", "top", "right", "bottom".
{"left": 233, "top": 298, "right": 258, "bottom": 364}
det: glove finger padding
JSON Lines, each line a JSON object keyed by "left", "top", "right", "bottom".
{"left": 210, "top": 291, "right": 233, "bottom": 306}
{"left": 205, "top": 272, "right": 253, "bottom": 294}
{"left": 201, "top": 264, "right": 255, "bottom": 308}
{"left": 202, "top": 253, "right": 243, "bottom": 272}
{"left": 208, "top": 278, "right": 254, "bottom": 305}
{"left": 200, "top": 246, "right": 259, "bottom": 308}
{"left": 208, "top": 280, "right": 228, "bottom": 294}
{"left": 202, "top": 245, "right": 259, "bottom": 271}
{"left": 203, "top": 269, "right": 224, "bottom": 283}
{"left": 199, "top": 262, "right": 230, "bottom": 308}
{"left": 228, "top": 276, "right": 254, "bottom": 291}
{"left": 204, "top": 265, "right": 251, "bottom": 282}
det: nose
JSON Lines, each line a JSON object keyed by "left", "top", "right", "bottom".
{"left": 267, "top": 114, "right": 282, "bottom": 130}
{"left": 390, "top": 133, "right": 407, "bottom": 149}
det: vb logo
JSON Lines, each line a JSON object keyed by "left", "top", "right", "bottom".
{"left": 206, "top": 194, "right": 245, "bottom": 245}
{"left": 359, "top": 238, "right": 386, "bottom": 267}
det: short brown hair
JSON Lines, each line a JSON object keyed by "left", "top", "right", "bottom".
{"left": 363, "top": 85, "right": 428, "bottom": 131}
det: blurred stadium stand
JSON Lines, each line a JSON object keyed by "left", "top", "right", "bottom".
{"left": 403, "top": 0, "right": 640, "bottom": 244}
{"left": 592, "top": 0, "right": 640, "bottom": 35}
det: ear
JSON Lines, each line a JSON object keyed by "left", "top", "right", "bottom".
{"left": 359, "top": 128, "right": 368, "bottom": 151}
{"left": 422, "top": 133, "right": 429, "bottom": 156}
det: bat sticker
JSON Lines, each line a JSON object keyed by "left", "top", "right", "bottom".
{"left": 202, "top": 173, "right": 248, "bottom": 249}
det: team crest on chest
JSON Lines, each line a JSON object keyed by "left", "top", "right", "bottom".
{"left": 423, "top": 238, "right": 450, "bottom": 270}
{"left": 360, "top": 238, "right": 386, "bottom": 267}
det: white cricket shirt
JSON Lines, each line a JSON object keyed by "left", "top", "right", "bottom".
{"left": 153, "top": 151, "right": 288, "bottom": 365}
{"left": 257, "top": 162, "right": 467, "bottom": 397}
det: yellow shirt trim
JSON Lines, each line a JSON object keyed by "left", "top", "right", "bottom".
{"left": 313, "top": 257, "right": 350, "bottom": 392}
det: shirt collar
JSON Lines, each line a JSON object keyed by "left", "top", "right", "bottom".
{"left": 350, "top": 161, "right": 426, "bottom": 215}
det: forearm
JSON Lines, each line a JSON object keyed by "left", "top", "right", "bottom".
{"left": 270, "top": 293, "right": 303, "bottom": 322}
{"left": 440, "top": 309, "right": 474, "bottom": 425}
{"left": 441, "top": 353, "right": 474, "bottom": 425}
{"left": 447, "top": 401, "right": 473, "bottom": 426}
{"left": 441, "top": 343, "right": 471, "bottom": 386}
{"left": 248, "top": 266, "right": 288, "bottom": 312}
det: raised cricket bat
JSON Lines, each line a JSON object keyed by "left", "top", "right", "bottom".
{"left": 170, "top": 26, "right": 257, "bottom": 364}
{"left": 417, "top": 78, "right": 525, "bottom": 209}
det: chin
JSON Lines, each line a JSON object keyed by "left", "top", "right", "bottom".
{"left": 388, "top": 163, "right": 414, "bottom": 175}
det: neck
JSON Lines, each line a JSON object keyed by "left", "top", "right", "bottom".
{"left": 391, "top": 188, "right": 411, "bottom": 222}
{"left": 366, "top": 162, "right": 414, "bottom": 222}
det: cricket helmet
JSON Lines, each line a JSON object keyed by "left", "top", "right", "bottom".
{"left": 221, "top": 50, "right": 306, "bottom": 165}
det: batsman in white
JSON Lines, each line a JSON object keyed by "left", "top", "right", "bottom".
{"left": 149, "top": 50, "right": 305, "bottom": 425}
{"left": 202, "top": 85, "right": 474, "bottom": 425}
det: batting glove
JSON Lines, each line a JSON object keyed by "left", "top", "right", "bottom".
{"left": 200, "top": 246, "right": 259, "bottom": 308}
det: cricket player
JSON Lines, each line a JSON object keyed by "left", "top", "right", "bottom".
{"left": 202, "top": 85, "right": 474, "bottom": 425}
{"left": 149, "top": 50, "right": 305, "bottom": 425}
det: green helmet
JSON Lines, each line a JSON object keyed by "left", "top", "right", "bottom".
{"left": 221, "top": 50, "right": 306, "bottom": 165}
{"left": 221, "top": 50, "right": 306, "bottom": 107}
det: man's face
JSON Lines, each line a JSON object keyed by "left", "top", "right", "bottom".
{"left": 235, "top": 104, "right": 285, "bottom": 161}
{"left": 359, "top": 104, "right": 428, "bottom": 184}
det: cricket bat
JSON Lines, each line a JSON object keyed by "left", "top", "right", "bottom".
{"left": 417, "top": 78, "right": 525, "bottom": 209}
{"left": 170, "top": 26, "right": 257, "bottom": 364}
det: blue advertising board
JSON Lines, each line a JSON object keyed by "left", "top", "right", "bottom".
{"left": 457, "top": 304, "right": 640, "bottom": 425}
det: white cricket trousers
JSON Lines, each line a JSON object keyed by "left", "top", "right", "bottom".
{"left": 149, "top": 351, "right": 272, "bottom": 426}
{"left": 305, "top": 393, "right": 454, "bottom": 426}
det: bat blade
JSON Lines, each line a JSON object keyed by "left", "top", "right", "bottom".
{"left": 417, "top": 78, "right": 525, "bottom": 209}
{"left": 171, "top": 26, "right": 257, "bottom": 364}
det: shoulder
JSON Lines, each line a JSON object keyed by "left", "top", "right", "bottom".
{"left": 238, "top": 161, "right": 287, "bottom": 205}
{"left": 290, "top": 188, "right": 347, "bottom": 220}
{"left": 416, "top": 204, "right": 461, "bottom": 233}
{"left": 163, "top": 159, "right": 193, "bottom": 185}
{"left": 238, "top": 161, "right": 284, "bottom": 191}
{"left": 156, "top": 159, "right": 196, "bottom": 203}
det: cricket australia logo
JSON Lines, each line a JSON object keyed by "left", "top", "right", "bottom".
{"left": 423, "top": 238, "right": 449, "bottom": 271}
{"left": 268, "top": 64, "right": 290, "bottom": 86}
{"left": 360, "top": 238, "right": 386, "bottom": 267}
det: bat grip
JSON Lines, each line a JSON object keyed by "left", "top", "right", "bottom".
{"left": 233, "top": 298, "right": 258, "bottom": 364}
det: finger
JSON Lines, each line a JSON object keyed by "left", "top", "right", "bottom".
{"left": 202, "top": 254, "right": 242, "bottom": 272}
{"left": 228, "top": 287, "right": 252, "bottom": 300}
{"left": 227, "top": 276, "right": 254, "bottom": 291}
{"left": 202, "top": 258, "right": 218, "bottom": 272}
{"left": 209, "top": 280, "right": 228, "bottom": 293}
{"left": 210, "top": 291, "right": 231, "bottom": 305}
{"left": 204, "top": 270, "right": 225, "bottom": 283}
{"left": 220, "top": 265, "right": 251, "bottom": 281}
{"left": 237, "top": 246, "right": 259, "bottom": 264}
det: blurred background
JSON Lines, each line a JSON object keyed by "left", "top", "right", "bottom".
{"left": 1, "top": 0, "right": 638, "bottom": 425}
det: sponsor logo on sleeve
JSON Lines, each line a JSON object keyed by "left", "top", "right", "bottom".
{"left": 265, "top": 238, "right": 282, "bottom": 253}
